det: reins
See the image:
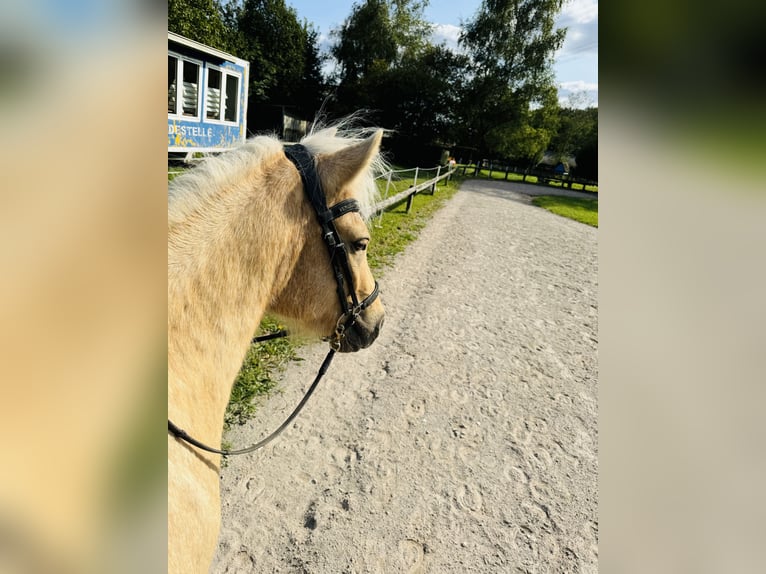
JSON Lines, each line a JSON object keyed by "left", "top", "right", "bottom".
{"left": 168, "top": 344, "right": 336, "bottom": 456}
{"left": 168, "top": 143, "right": 379, "bottom": 456}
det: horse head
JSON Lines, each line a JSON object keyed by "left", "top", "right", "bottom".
{"left": 270, "top": 129, "right": 385, "bottom": 353}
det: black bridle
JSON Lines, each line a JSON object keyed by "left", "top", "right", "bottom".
{"left": 283, "top": 143, "right": 380, "bottom": 350}
{"left": 168, "top": 143, "right": 380, "bottom": 456}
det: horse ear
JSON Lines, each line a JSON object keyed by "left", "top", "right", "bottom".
{"left": 319, "top": 130, "right": 383, "bottom": 189}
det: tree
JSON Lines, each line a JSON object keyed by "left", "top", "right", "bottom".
{"left": 327, "top": 1, "right": 475, "bottom": 163}
{"left": 549, "top": 106, "right": 598, "bottom": 180}
{"left": 226, "top": 0, "right": 326, "bottom": 122}
{"left": 329, "top": 0, "right": 435, "bottom": 119}
{"left": 368, "top": 45, "right": 470, "bottom": 162}
{"left": 461, "top": 0, "right": 565, "bottom": 93}
{"left": 331, "top": 0, "right": 397, "bottom": 84}
{"left": 297, "top": 25, "right": 326, "bottom": 118}
{"left": 331, "top": 0, "right": 430, "bottom": 83}
{"left": 389, "top": 0, "right": 432, "bottom": 60}
{"left": 168, "top": 0, "right": 228, "bottom": 50}
{"left": 458, "top": 0, "right": 567, "bottom": 159}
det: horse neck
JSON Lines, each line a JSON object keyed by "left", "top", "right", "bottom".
{"left": 167, "top": 159, "right": 305, "bottom": 436}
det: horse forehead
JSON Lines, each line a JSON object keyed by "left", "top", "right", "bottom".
{"left": 334, "top": 210, "right": 367, "bottom": 234}
{"left": 324, "top": 178, "right": 361, "bottom": 202}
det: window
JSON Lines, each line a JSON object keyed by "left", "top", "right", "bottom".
{"left": 168, "top": 55, "right": 177, "bottom": 114}
{"left": 181, "top": 61, "right": 200, "bottom": 117}
{"left": 225, "top": 74, "right": 239, "bottom": 122}
{"left": 204, "top": 66, "right": 240, "bottom": 123}
{"left": 206, "top": 68, "right": 222, "bottom": 119}
{"left": 168, "top": 51, "right": 240, "bottom": 123}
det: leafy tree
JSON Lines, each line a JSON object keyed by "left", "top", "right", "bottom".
{"left": 479, "top": 85, "right": 559, "bottom": 179}
{"left": 168, "top": 0, "right": 228, "bottom": 50}
{"left": 389, "top": 0, "right": 432, "bottom": 59}
{"left": 460, "top": 0, "right": 565, "bottom": 93}
{"left": 331, "top": 0, "right": 430, "bottom": 82}
{"left": 226, "top": 0, "right": 326, "bottom": 121}
{"left": 330, "top": 0, "right": 435, "bottom": 119}
{"left": 298, "top": 25, "right": 326, "bottom": 117}
{"left": 327, "top": 1, "right": 477, "bottom": 162}
{"left": 331, "top": 0, "right": 397, "bottom": 84}
{"left": 370, "top": 45, "right": 470, "bottom": 162}
{"left": 549, "top": 105, "right": 598, "bottom": 180}
{"left": 458, "top": 0, "right": 566, "bottom": 159}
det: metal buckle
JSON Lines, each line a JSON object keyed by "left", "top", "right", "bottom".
{"left": 329, "top": 319, "right": 346, "bottom": 351}
{"left": 327, "top": 304, "right": 363, "bottom": 351}
{"left": 324, "top": 231, "right": 337, "bottom": 247}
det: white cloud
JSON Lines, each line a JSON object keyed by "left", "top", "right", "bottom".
{"left": 560, "top": 0, "right": 598, "bottom": 24}
{"left": 556, "top": 0, "right": 599, "bottom": 61}
{"left": 430, "top": 23, "right": 462, "bottom": 51}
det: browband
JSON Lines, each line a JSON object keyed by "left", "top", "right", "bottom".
{"left": 319, "top": 198, "right": 361, "bottom": 224}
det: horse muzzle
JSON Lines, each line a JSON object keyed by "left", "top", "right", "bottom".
{"left": 338, "top": 314, "right": 384, "bottom": 353}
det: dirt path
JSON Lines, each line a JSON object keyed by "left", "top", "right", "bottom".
{"left": 212, "top": 179, "right": 598, "bottom": 573}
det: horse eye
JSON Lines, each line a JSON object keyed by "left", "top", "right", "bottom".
{"left": 352, "top": 239, "right": 369, "bottom": 252}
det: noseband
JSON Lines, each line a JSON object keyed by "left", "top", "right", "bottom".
{"left": 283, "top": 143, "right": 379, "bottom": 351}
{"left": 168, "top": 143, "right": 381, "bottom": 455}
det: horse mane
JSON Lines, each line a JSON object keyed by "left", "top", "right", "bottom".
{"left": 300, "top": 121, "right": 388, "bottom": 220}
{"left": 168, "top": 120, "right": 387, "bottom": 226}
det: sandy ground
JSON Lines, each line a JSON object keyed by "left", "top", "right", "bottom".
{"left": 211, "top": 179, "right": 598, "bottom": 573}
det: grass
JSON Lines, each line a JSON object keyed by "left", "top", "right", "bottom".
{"left": 531, "top": 195, "right": 598, "bottom": 227}
{"left": 224, "top": 316, "right": 299, "bottom": 429}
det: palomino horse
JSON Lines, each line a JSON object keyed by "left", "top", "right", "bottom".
{"left": 168, "top": 127, "right": 386, "bottom": 573}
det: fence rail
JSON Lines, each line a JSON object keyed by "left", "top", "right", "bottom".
{"left": 372, "top": 165, "right": 455, "bottom": 215}
{"left": 458, "top": 162, "right": 597, "bottom": 192}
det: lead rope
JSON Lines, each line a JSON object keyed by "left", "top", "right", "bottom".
{"left": 168, "top": 339, "right": 335, "bottom": 456}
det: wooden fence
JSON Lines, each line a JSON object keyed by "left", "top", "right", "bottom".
{"left": 372, "top": 165, "right": 456, "bottom": 215}
{"left": 459, "top": 162, "right": 597, "bottom": 193}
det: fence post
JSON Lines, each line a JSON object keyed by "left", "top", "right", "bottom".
{"left": 432, "top": 166, "right": 441, "bottom": 194}
{"left": 376, "top": 170, "right": 393, "bottom": 227}
{"left": 406, "top": 191, "right": 415, "bottom": 213}
{"left": 403, "top": 167, "right": 419, "bottom": 213}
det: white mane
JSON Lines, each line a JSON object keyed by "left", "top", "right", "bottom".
{"left": 168, "top": 121, "right": 388, "bottom": 225}
{"left": 168, "top": 137, "right": 281, "bottom": 227}
{"left": 301, "top": 124, "right": 388, "bottom": 221}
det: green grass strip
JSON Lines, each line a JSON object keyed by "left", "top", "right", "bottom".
{"left": 531, "top": 195, "right": 598, "bottom": 227}
{"left": 225, "top": 316, "right": 299, "bottom": 429}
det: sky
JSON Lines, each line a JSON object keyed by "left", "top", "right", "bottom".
{"left": 286, "top": 0, "right": 598, "bottom": 108}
